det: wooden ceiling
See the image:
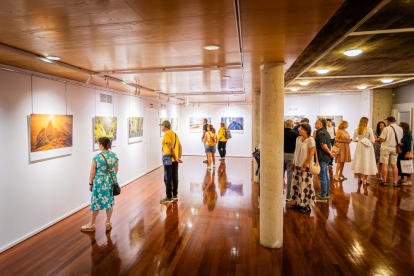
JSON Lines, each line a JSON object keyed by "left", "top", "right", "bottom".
{"left": 285, "top": 0, "right": 414, "bottom": 94}
{"left": 0, "top": 0, "right": 343, "bottom": 103}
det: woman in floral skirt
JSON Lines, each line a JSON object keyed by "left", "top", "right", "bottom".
{"left": 289, "top": 123, "right": 316, "bottom": 214}
{"left": 81, "top": 137, "right": 119, "bottom": 232}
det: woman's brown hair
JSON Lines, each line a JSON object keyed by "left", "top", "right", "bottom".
{"left": 300, "top": 123, "right": 312, "bottom": 137}
{"left": 98, "top": 137, "right": 112, "bottom": 150}
{"left": 208, "top": 124, "right": 216, "bottom": 134}
{"left": 338, "top": 120, "right": 348, "bottom": 130}
{"left": 399, "top": 122, "right": 410, "bottom": 135}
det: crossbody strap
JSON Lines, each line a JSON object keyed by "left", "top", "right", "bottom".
{"left": 101, "top": 153, "right": 116, "bottom": 185}
{"left": 390, "top": 125, "right": 399, "bottom": 145}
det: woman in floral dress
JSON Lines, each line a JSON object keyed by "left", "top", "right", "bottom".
{"left": 81, "top": 137, "right": 119, "bottom": 232}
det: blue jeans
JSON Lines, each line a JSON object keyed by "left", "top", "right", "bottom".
{"left": 318, "top": 161, "right": 330, "bottom": 197}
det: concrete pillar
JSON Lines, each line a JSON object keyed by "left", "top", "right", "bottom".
{"left": 252, "top": 91, "right": 260, "bottom": 183}
{"left": 260, "top": 61, "right": 284, "bottom": 249}
{"left": 372, "top": 88, "right": 393, "bottom": 127}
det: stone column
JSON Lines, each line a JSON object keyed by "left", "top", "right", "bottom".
{"left": 260, "top": 62, "right": 284, "bottom": 248}
{"left": 252, "top": 91, "right": 260, "bottom": 183}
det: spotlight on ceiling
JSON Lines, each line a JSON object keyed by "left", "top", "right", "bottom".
{"left": 299, "top": 81, "right": 310, "bottom": 86}
{"left": 291, "top": 88, "right": 299, "bottom": 92}
{"left": 343, "top": 49, "right": 363, "bottom": 57}
{"left": 86, "top": 75, "right": 93, "bottom": 84}
{"left": 204, "top": 45, "right": 220, "bottom": 50}
{"left": 104, "top": 79, "right": 109, "bottom": 88}
{"left": 46, "top": 56, "right": 61, "bottom": 60}
{"left": 316, "top": 69, "right": 330, "bottom": 74}
{"left": 357, "top": 86, "right": 367, "bottom": 89}
{"left": 157, "top": 94, "right": 160, "bottom": 100}
{"left": 222, "top": 76, "right": 231, "bottom": 79}
{"left": 381, "top": 78, "right": 394, "bottom": 84}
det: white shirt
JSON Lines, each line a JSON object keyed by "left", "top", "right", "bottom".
{"left": 293, "top": 136, "right": 316, "bottom": 167}
{"left": 352, "top": 127, "right": 375, "bottom": 143}
{"left": 380, "top": 124, "right": 403, "bottom": 149}
{"left": 327, "top": 126, "right": 335, "bottom": 139}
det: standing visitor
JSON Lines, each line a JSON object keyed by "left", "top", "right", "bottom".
{"left": 81, "top": 137, "right": 119, "bottom": 232}
{"left": 397, "top": 122, "right": 412, "bottom": 186}
{"left": 314, "top": 118, "right": 336, "bottom": 200}
{"left": 351, "top": 117, "right": 377, "bottom": 185}
{"left": 201, "top": 118, "right": 209, "bottom": 163}
{"left": 334, "top": 120, "right": 352, "bottom": 181}
{"left": 204, "top": 124, "right": 218, "bottom": 170}
{"left": 289, "top": 123, "right": 316, "bottom": 214}
{"left": 379, "top": 117, "right": 403, "bottom": 187}
{"left": 284, "top": 119, "right": 299, "bottom": 202}
{"left": 293, "top": 121, "right": 300, "bottom": 133}
{"left": 217, "top": 122, "right": 228, "bottom": 161}
{"left": 326, "top": 119, "right": 336, "bottom": 170}
{"left": 159, "top": 120, "right": 183, "bottom": 204}
{"left": 374, "top": 121, "right": 386, "bottom": 181}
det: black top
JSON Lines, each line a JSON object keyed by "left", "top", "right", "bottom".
{"left": 203, "top": 124, "right": 208, "bottom": 132}
{"left": 284, "top": 128, "right": 299, "bottom": 153}
{"left": 315, "top": 127, "right": 332, "bottom": 163}
{"left": 292, "top": 125, "right": 300, "bottom": 133}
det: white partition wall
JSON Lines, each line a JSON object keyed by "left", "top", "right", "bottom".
{"left": 0, "top": 69, "right": 179, "bottom": 253}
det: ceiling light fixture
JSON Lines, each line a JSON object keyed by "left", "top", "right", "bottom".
{"left": 291, "top": 88, "right": 299, "bottom": 91}
{"left": 104, "top": 79, "right": 109, "bottom": 88}
{"left": 316, "top": 69, "right": 330, "bottom": 74}
{"left": 357, "top": 85, "right": 367, "bottom": 89}
{"left": 299, "top": 81, "right": 310, "bottom": 86}
{"left": 157, "top": 94, "right": 160, "bottom": 100}
{"left": 38, "top": 57, "right": 54, "bottom": 64}
{"left": 86, "top": 75, "right": 93, "bottom": 84}
{"left": 343, "top": 49, "right": 363, "bottom": 57}
{"left": 222, "top": 76, "right": 231, "bottom": 79}
{"left": 381, "top": 78, "right": 394, "bottom": 83}
{"left": 46, "top": 56, "right": 61, "bottom": 60}
{"left": 204, "top": 45, "right": 220, "bottom": 50}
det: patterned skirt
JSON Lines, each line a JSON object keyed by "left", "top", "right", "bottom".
{"left": 290, "top": 166, "right": 316, "bottom": 207}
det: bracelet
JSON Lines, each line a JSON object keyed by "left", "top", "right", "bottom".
{"left": 89, "top": 183, "right": 93, "bottom": 186}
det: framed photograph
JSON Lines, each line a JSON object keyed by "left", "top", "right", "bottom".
{"left": 94, "top": 116, "right": 117, "bottom": 150}
{"left": 189, "top": 117, "right": 211, "bottom": 133}
{"left": 284, "top": 115, "right": 305, "bottom": 122}
{"left": 30, "top": 114, "right": 73, "bottom": 161}
{"left": 171, "top": 118, "right": 178, "bottom": 132}
{"left": 128, "top": 117, "right": 144, "bottom": 143}
{"left": 221, "top": 117, "right": 244, "bottom": 133}
{"left": 160, "top": 117, "right": 169, "bottom": 137}
{"left": 316, "top": 115, "right": 343, "bottom": 128}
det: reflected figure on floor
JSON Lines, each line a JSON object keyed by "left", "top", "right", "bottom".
{"left": 163, "top": 203, "right": 180, "bottom": 248}
{"left": 218, "top": 161, "right": 230, "bottom": 196}
{"left": 84, "top": 232, "right": 121, "bottom": 276}
{"left": 203, "top": 169, "right": 218, "bottom": 211}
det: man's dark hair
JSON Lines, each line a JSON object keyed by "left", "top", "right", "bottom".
{"left": 326, "top": 119, "right": 332, "bottom": 122}
{"left": 203, "top": 118, "right": 208, "bottom": 123}
{"left": 300, "top": 118, "right": 310, "bottom": 123}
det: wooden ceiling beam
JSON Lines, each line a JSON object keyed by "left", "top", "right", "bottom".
{"left": 296, "top": 73, "right": 414, "bottom": 80}
{"left": 96, "top": 65, "right": 242, "bottom": 75}
{"left": 350, "top": 27, "right": 414, "bottom": 36}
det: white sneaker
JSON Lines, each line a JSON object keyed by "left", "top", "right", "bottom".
{"left": 207, "top": 166, "right": 211, "bottom": 170}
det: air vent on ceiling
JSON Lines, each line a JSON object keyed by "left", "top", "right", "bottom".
{"left": 100, "top": 93, "right": 113, "bottom": 104}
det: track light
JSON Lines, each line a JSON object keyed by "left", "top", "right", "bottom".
{"left": 104, "top": 79, "right": 109, "bottom": 88}
{"left": 86, "top": 75, "right": 93, "bottom": 84}
{"left": 157, "top": 94, "right": 160, "bottom": 100}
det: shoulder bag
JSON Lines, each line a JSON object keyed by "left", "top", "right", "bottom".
{"left": 390, "top": 126, "right": 403, "bottom": 154}
{"left": 162, "top": 133, "right": 177, "bottom": 165}
{"left": 360, "top": 136, "right": 372, "bottom": 147}
{"left": 310, "top": 146, "right": 320, "bottom": 175}
{"left": 101, "top": 153, "right": 121, "bottom": 196}
{"left": 252, "top": 146, "right": 260, "bottom": 176}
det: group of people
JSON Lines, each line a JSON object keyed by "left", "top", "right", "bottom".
{"left": 284, "top": 116, "right": 413, "bottom": 214}
{"left": 200, "top": 118, "right": 230, "bottom": 169}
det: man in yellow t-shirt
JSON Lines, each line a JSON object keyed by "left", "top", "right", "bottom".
{"left": 159, "top": 120, "right": 183, "bottom": 204}
{"left": 217, "top": 122, "right": 228, "bottom": 161}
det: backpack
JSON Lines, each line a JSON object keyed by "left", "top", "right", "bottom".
{"left": 207, "top": 131, "right": 217, "bottom": 147}
{"left": 225, "top": 128, "right": 232, "bottom": 139}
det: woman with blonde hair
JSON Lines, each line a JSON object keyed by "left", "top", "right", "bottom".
{"left": 217, "top": 122, "right": 228, "bottom": 161}
{"left": 204, "top": 124, "right": 218, "bottom": 169}
{"left": 351, "top": 117, "right": 377, "bottom": 185}
{"left": 334, "top": 120, "right": 352, "bottom": 181}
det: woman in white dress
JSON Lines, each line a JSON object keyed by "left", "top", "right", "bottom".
{"left": 351, "top": 117, "right": 377, "bottom": 185}
{"left": 289, "top": 123, "right": 316, "bottom": 214}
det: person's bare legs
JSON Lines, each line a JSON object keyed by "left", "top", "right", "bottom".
{"left": 382, "top": 163, "right": 388, "bottom": 183}
{"left": 391, "top": 164, "right": 398, "bottom": 184}
{"left": 106, "top": 208, "right": 113, "bottom": 224}
{"left": 89, "top": 210, "right": 99, "bottom": 225}
{"left": 339, "top": 163, "right": 345, "bottom": 178}
{"left": 212, "top": 153, "right": 216, "bottom": 167}
{"left": 334, "top": 163, "right": 341, "bottom": 180}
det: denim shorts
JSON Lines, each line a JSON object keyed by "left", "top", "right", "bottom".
{"left": 205, "top": 145, "right": 216, "bottom": 153}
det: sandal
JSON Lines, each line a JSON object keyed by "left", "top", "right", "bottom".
{"left": 300, "top": 206, "right": 311, "bottom": 214}
{"left": 289, "top": 203, "right": 300, "bottom": 209}
{"left": 81, "top": 223, "right": 95, "bottom": 232}
{"left": 393, "top": 183, "right": 401, "bottom": 187}
{"left": 379, "top": 182, "right": 387, "bottom": 187}
{"left": 105, "top": 222, "right": 112, "bottom": 231}
{"left": 333, "top": 175, "right": 340, "bottom": 182}
{"left": 340, "top": 175, "right": 348, "bottom": 180}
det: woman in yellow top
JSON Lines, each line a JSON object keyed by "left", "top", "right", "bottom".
{"left": 204, "top": 124, "right": 218, "bottom": 170}
{"left": 217, "top": 122, "right": 228, "bottom": 161}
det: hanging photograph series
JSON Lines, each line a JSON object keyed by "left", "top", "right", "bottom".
{"left": 128, "top": 117, "right": 144, "bottom": 143}
{"left": 94, "top": 116, "right": 117, "bottom": 150}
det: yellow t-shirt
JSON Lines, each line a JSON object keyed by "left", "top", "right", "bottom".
{"left": 162, "top": 130, "right": 180, "bottom": 161}
{"left": 218, "top": 127, "right": 228, "bottom": 142}
{"left": 205, "top": 131, "right": 218, "bottom": 145}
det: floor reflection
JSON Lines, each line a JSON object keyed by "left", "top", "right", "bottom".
{"left": 203, "top": 168, "right": 217, "bottom": 211}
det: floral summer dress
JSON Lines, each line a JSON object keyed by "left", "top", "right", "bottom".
{"left": 90, "top": 151, "right": 119, "bottom": 211}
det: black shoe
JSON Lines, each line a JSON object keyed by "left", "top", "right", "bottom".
{"left": 203, "top": 160, "right": 208, "bottom": 163}
{"left": 172, "top": 195, "right": 178, "bottom": 201}
{"left": 300, "top": 206, "right": 311, "bottom": 213}
{"left": 289, "top": 203, "right": 300, "bottom": 209}
{"left": 379, "top": 182, "right": 387, "bottom": 187}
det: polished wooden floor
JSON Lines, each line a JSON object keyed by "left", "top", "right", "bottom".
{"left": 1, "top": 156, "right": 413, "bottom": 275}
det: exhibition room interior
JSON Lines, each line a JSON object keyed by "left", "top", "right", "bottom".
{"left": 1, "top": 0, "right": 414, "bottom": 275}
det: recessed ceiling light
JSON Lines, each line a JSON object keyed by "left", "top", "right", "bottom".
{"left": 222, "top": 76, "right": 231, "bottom": 79}
{"left": 357, "top": 86, "right": 367, "bottom": 89}
{"left": 204, "top": 45, "right": 220, "bottom": 50}
{"left": 316, "top": 68, "right": 330, "bottom": 74}
{"left": 46, "top": 56, "right": 61, "bottom": 60}
{"left": 291, "top": 88, "right": 299, "bottom": 91}
{"left": 299, "top": 81, "right": 310, "bottom": 86}
{"left": 381, "top": 78, "right": 394, "bottom": 83}
{"left": 38, "top": 57, "right": 54, "bottom": 64}
{"left": 343, "top": 49, "right": 363, "bottom": 57}
{"left": 121, "top": 81, "right": 127, "bottom": 85}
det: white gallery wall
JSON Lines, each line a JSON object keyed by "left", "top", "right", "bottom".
{"left": 0, "top": 69, "right": 179, "bottom": 253}
{"left": 179, "top": 104, "right": 252, "bottom": 157}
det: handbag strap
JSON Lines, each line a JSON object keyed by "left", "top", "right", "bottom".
{"left": 314, "top": 146, "right": 319, "bottom": 165}
{"left": 101, "top": 153, "right": 116, "bottom": 185}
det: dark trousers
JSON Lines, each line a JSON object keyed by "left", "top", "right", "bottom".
{"left": 164, "top": 162, "right": 179, "bottom": 198}
{"left": 329, "top": 138, "right": 335, "bottom": 166}
{"left": 218, "top": 141, "right": 227, "bottom": 158}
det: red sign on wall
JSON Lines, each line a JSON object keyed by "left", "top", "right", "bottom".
{"left": 150, "top": 103, "right": 153, "bottom": 108}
